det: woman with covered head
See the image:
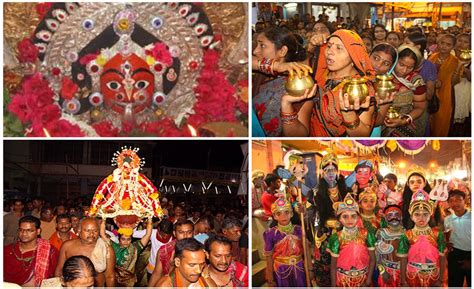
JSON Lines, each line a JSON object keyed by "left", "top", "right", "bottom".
{"left": 382, "top": 45, "right": 428, "bottom": 137}
{"left": 282, "top": 29, "right": 378, "bottom": 137}
{"left": 305, "top": 152, "right": 348, "bottom": 286}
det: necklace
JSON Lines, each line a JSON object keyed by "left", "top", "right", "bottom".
{"left": 209, "top": 270, "right": 233, "bottom": 288}
{"left": 328, "top": 188, "right": 340, "bottom": 203}
{"left": 412, "top": 226, "right": 432, "bottom": 237}
{"left": 277, "top": 223, "right": 294, "bottom": 234}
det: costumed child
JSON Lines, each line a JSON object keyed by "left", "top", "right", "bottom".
{"left": 375, "top": 205, "right": 405, "bottom": 287}
{"left": 358, "top": 188, "right": 381, "bottom": 234}
{"left": 263, "top": 197, "right": 307, "bottom": 287}
{"left": 327, "top": 194, "right": 376, "bottom": 287}
{"left": 397, "top": 190, "right": 446, "bottom": 287}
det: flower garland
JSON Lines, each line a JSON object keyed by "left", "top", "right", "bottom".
{"left": 6, "top": 37, "right": 248, "bottom": 137}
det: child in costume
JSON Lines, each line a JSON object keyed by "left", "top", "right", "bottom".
{"left": 375, "top": 205, "right": 405, "bottom": 287}
{"left": 358, "top": 188, "right": 381, "bottom": 234}
{"left": 397, "top": 190, "right": 446, "bottom": 287}
{"left": 327, "top": 194, "right": 376, "bottom": 287}
{"left": 263, "top": 198, "right": 306, "bottom": 287}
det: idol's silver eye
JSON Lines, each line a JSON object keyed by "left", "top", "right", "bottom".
{"left": 151, "top": 16, "right": 164, "bottom": 29}
{"left": 106, "top": 81, "right": 121, "bottom": 91}
{"left": 135, "top": 80, "right": 149, "bottom": 90}
{"left": 82, "top": 19, "right": 95, "bottom": 30}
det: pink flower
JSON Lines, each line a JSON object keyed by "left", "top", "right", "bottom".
{"left": 147, "top": 43, "right": 173, "bottom": 66}
{"left": 36, "top": 3, "right": 53, "bottom": 21}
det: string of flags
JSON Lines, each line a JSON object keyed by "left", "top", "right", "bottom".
{"left": 158, "top": 179, "right": 236, "bottom": 195}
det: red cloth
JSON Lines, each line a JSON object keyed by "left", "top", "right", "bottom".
{"left": 158, "top": 239, "right": 176, "bottom": 275}
{"left": 49, "top": 231, "right": 78, "bottom": 252}
{"left": 4, "top": 240, "right": 58, "bottom": 286}
{"left": 261, "top": 192, "right": 277, "bottom": 217}
{"left": 229, "top": 260, "right": 249, "bottom": 287}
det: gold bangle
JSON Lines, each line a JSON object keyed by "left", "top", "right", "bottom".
{"left": 343, "top": 117, "right": 361, "bottom": 130}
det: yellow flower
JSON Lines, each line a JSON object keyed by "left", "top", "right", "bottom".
{"left": 150, "top": 192, "right": 159, "bottom": 200}
{"left": 107, "top": 175, "right": 113, "bottom": 182}
{"left": 146, "top": 56, "right": 155, "bottom": 65}
{"left": 118, "top": 227, "right": 133, "bottom": 236}
{"left": 155, "top": 207, "right": 164, "bottom": 216}
{"left": 96, "top": 55, "right": 107, "bottom": 66}
{"left": 94, "top": 193, "right": 103, "bottom": 200}
{"left": 121, "top": 198, "right": 131, "bottom": 210}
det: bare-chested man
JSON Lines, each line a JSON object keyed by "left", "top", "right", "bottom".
{"left": 155, "top": 238, "right": 216, "bottom": 288}
{"left": 55, "top": 217, "right": 116, "bottom": 287}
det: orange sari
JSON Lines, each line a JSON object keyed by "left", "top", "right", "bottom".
{"left": 428, "top": 53, "right": 462, "bottom": 136}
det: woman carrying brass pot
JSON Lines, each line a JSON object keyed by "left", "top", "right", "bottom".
{"left": 252, "top": 27, "right": 312, "bottom": 136}
{"left": 382, "top": 45, "right": 428, "bottom": 137}
{"left": 281, "top": 29, "right": 378, "bottom": 137}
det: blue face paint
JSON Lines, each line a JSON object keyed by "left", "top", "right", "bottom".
{"left": 323, "top": 164, "right": 338, "bottom": 188}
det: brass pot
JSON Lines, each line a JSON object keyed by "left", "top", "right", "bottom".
{"left": 459, "top": 49, "right": 471, "bottom": 62}
{"left": 342, "top": 78, "right": 369, "bottom": 105}
{"left": 375, "top": 74, "right": 395, "bottom": 100}
{"left": 285, "top": 74, "right": 315, "bottom": 96}
{"left": 386, "top": 106, "right": 400, "bottom": 120}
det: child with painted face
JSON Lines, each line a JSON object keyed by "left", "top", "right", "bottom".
{"left": 346, "top": 160, "right": 376, "bottom": 199}
{"left": 397, "top": 190, "right": 447, "bottom": 287}
{"left": 327, "top": 194, "right": 376, "bottom": 287}
{"left": 375, "top": 205, "right": 405, "bottom": 287}
{"left": 263, "top": 198, "right": 306, "bottom": 287}
{"left": 358, "top": 189, "right": 380, "bottom": 234}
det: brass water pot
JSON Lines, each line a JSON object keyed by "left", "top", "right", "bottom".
{"left": 386, "top": 106, "right": 400, "bottom": 120}
{"left": 375, "top": 74, "right": 395, "bottom": 100}
{"left": 285, "top": 74, "right": 315, "bottom": 96}
{"left": 459, "top": 49, "right": 471, "bottom": 62}
{"left": 342, "top": 78, "right": 369, "bottom": 105}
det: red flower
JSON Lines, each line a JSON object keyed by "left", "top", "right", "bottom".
{"left": 146, "top": 43, "right": 173, "bottom": 66}
{"left": 17, "top": 38, "right": 39, "bottom": 63}
{"left": 263, "top": 117, "right": 279, "bottom": 132}
{"left": 142, "top": 118, "right": 187, "bottom": 137}
{"left": 79, "top": 53, "right": 99, "bottom": 65}
{"left": 8, "top": 73, "right": 55, "bottom": 123}
{"left": 36, "top": 3, "right": 53, "bottom": 21}
{"left": 92, "top": 121, "right": 120, "bottom": 137}
{"left": 30, "top": 104, "right": 61, "bottom": 125}
{"left": 60, "top": 77, "right": 78, "bottom": 100}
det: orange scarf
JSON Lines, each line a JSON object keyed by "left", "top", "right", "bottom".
{"left": 311, "top": 30, "right": 376, "bottom": 137}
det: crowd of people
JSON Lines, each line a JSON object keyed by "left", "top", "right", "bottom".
{"left": 252, "top": 10, "right": 471, "bottom": 137}
{"left": 252, "top": 152, "right": 471, "bottom": 287}
{"left": 3, "top": 196, "right": 249, "bottom": 288}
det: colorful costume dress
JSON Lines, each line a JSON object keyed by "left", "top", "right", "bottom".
{"left": 396, "top": 227, "right": 446, "bottom": 287}
{"left": 263, "top": 225, "right": 306, "bottom": 287}
{"left": 375, "top": 227, "right": 405, "bottom": 287}
{"left": 359, "top": 213, "right": 381, "bottom": 235}
{"left": 327, "top": 227, "right": 376, "bottom": 287}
